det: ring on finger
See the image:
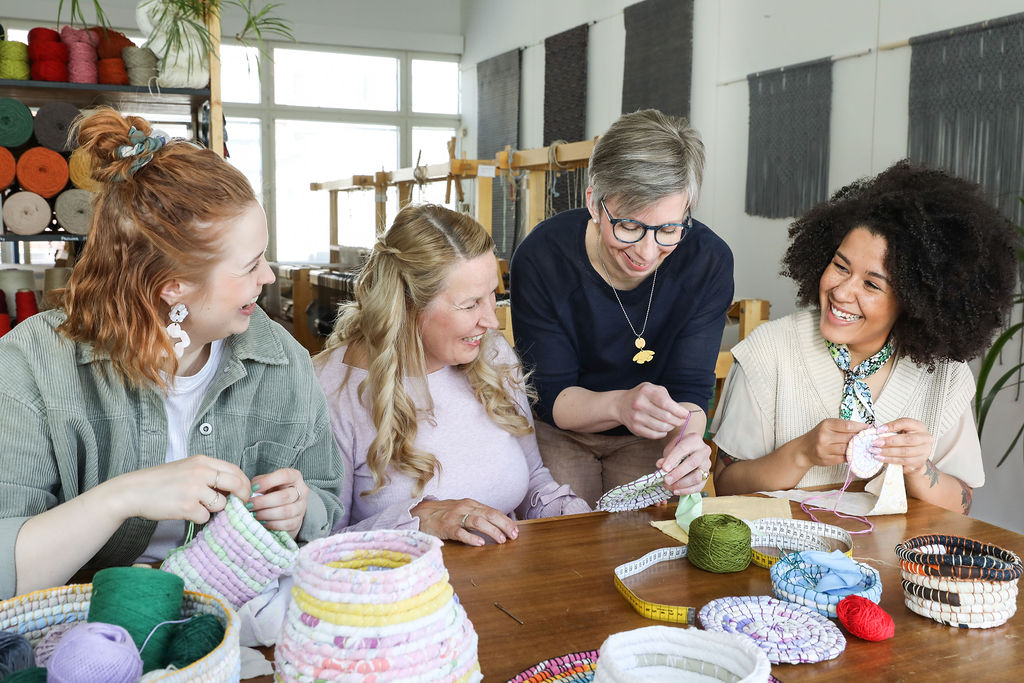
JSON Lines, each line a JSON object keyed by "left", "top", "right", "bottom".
{"left": 292, "top": 486, "right": 300, "bottom": 504}
{"left": 205, "top": 490, "right": 219, "bottom": 510}
{"left": 461, "top": 512, "right": 470, "bottom": 529}
{"left": 700, "top": 470, "right": 709, "bottom": 482}
{"left": 212, "top": 471, "right": 220, "bottom": 490}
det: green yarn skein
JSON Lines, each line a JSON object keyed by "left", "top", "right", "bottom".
{"left": 687, "top": 513, "right": 753, "bottom": 573}
{"left": 164, "top": 613, "right": 225, "bottom": 669}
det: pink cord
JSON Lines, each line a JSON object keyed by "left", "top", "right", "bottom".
{"left": 799, "top": 466, "right": 875, "bottom": 534}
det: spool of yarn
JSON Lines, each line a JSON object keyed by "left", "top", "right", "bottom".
{"left": 123, "top": 46, "right": 158, "bottom": 86}
{"left": 68, "top": 147, "right": 101, "bottom": 192}
{"left": 43, "top": 266, "right": 73, "bottom": 310}
{"left": 28, "top": 41, "right": 69, "bottom": 63}
{"left": 87, "top": 566, "right": 185, "bottom": 673}
{"left": 31, "top": 621, "right": 76, "bottom": 666}
{"left": 27, "top": 27, "right": 60, "bottom": 44}
{"left": 46, "top": 622, "right": 143, "bottom": 683}
{"left": 0, "top": 313, "right": 10, "bottom": 337}
{"left": 0, "top": 146, "right": 15, "bottom": 190}
{"left": 98, "top": 57, "right": 130, "bottom": 85}
{"left": 2, "top": 192, "right": 52, "bottom": 235}
{"left": 15, "top": 290, "right": 39, "bottom": 322}
{"left": 0, "top": 629, "right": 35, "bottom": 679}
{"left": 65, "top": 30, "right": 99, "bottom": 84}
{"left": 687, "top": 513, "right": 753, "bottom": 573}
{"left": 16, "top": 147, "right": 70, "bottom": 198}
{"left": 0, "top": 42, "right": 30, "bottom": 80}
{"left": 837, "top": 595, "right": 895, "bottom": 641}
{"left": 2, "top": 667, "right": 47, "bottom": 682}
{"left": 55, "top": 188, "right": 94, "bottom": 235}
{"left": 33, "top": 102, "right": 80, "bottom": 152}
{"left": 164, "top": 614, "right": 225, "bottom": 669}
{"left": 0, "top": 98, "right": 34, "bottom": 148}
{"left": 0, "top": 270, "right": 34, "bottom": 318}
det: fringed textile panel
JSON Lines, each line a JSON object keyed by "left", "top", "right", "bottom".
{"left": 544, "top": 23, "right": 588, "bottom": 217}
{"left": 477, "top": 48, "right": 521, "bottom": 260}
{"left": 908, "top": 12, "right": 1024, "bottom": 227}
{"left": 745, "top": 58, "right": 832, "bottom": 219}
{"left": 622, "top": 0, "right": 693, "bottom": 118}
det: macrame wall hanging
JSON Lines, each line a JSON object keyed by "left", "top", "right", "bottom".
{"left": 476, "top": 48, "right": 521, "bottom": 260}
{"left": 745, "top": 58, "right": 832, "bottom": 219}
{"left": 622, "top": 0, "right": 694, "bottom": 118}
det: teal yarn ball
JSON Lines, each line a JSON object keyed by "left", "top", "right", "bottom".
{"left": 687, "top": 513, "right": 753, "bottom": 573}
{"left": 0, "top": 629, "right": 35, "bottom": 678}
{"left": 164, "top": 614, "right": 225, "bottom": 669}
{"left": 2, "top": 666, "right": 47, "bottom": 682}
{"left": 87, "top": 566, "right": 184, "bottom": 673}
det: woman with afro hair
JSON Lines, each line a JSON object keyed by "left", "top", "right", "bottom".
{"left": 710, "top": 160, "right": 1018, "bottom": 514}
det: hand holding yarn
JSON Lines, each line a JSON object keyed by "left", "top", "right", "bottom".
{"left": 799, "top": 418, "right": 873, "bottom": 469}
{"left": 615, "top": 382, "right": 690, "bottom": 440}
{"left": 412, "top": 497, "right": 519, "bottom": 547}
{"left": 110, "top": 454, "right": 250, "bottom": 524}
{"left": 249, "top": 468, "right": 310, "bottom": 538}
{"left": 656, "top": 430, "right": 711, "bottom": 496}
{"left": 871, "top": 418, "right": 933, "bottom": 474}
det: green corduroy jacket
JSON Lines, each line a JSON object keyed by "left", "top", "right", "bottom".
{"left": 0, "top": 306, "right": 344, "bottom": 599}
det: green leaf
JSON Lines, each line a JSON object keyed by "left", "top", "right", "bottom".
{"left": 994, "top": 421, "right": 1024, "bottom": 468}
{"left": 977, "top": 361, "right": 1024, "bottom": 436}
{"left": 974, "top": 322, "right": 1023, "bottom": 423}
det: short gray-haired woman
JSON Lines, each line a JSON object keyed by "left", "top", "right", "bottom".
{"left": 510, "top": 109, "right": 734, "bottom": 506}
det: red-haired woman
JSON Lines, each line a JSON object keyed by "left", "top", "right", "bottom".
{"left": 0, "top": 108, "right": 344, "bottom": 599}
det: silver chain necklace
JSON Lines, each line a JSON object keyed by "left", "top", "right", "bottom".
{"left": 595, "top": 234, "right": 658, "bottom": 365}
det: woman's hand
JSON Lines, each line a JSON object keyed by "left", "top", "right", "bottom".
{"left": 874, "top": 418, "right": 934, "bottom": 475}
{"left": 656, "top": 431, "right": 712, "bottom": 496}
{"left": 249, "top": 468, "right": 310, "bottom": 539}
{"left": 411, "top": 498, "right": 519, "bottom": 547}
{"left": 616, "top": 382, "right": 690, "bottom": 439}
{"left": 798, "top": 419, "right": 871, "bottom": 469}
{"left": 110, "top": 454, "right": 250, "bottom": 524}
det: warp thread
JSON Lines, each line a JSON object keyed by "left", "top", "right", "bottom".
{"left": 87, "top": 566, "right": 185, "bottom": 673}
{"left": 836, "top": 595, "right": 895, "bottom": 641}
{"left": 0, "top": 629, "right": 35, "bottom": 679}
{"left": 45, "top": 622, "right": 143, "bottom": 683}
{"left": 2, "top": 191, "right": 52, "bottom": 236}
{"left": 55, "top": 188, "right": 95, "bottom": 235}
{"left": 0, "top": 98, "right": 34, "bottom": 148}
{"left": 687, "top": 513, "right": 753, "bottom": 573}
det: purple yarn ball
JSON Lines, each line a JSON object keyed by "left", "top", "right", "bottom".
{"left": 45, "top": 622, "right": 142, "bottom": 683}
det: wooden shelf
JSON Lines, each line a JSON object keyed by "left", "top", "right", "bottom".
{"left": 0, "top": 232, "right": 88, "bottom": 242}
{"left": 0, "top": 79, "right": 211, "bottom": 116}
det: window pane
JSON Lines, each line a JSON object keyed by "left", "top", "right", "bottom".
{"left": 220, "top": 45, "right": 260, "bottom": 104}
{"left": 275, "top": 120, "right": 398, "bottom": 261}
{"left": 412, "top": 60, "right": 459, "bottom": 114}
{"left": 274, "top": 49, "right": 398, "bottom": 110}
{"left": 411, "top": 127, "right": 457, "bottom": 166}
{"left": 226, "top": 117, "right": 262, "bottom": 204}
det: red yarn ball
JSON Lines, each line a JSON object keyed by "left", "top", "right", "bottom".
{"left": 28, "top": 41, "right": 69, "bottom": 63}
{"left": 837, "top": 595, "right": 895, "bottom": 641}
{"left": 30, "top": 61, "right": 69, "bottom": 83}
{"left": 28, "top": 27, "right": 61, "bottom": 44}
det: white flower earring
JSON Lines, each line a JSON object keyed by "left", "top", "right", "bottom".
{"left": 166, "top": 303, "right": 191, "bottom": 358}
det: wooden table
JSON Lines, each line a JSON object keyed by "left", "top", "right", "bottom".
{"left": 439, "top": 501, "right": 1024, "bottom": 681}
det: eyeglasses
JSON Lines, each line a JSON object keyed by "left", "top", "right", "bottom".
{"left": 600, "top": 199, "right": 692, "bottom": 247}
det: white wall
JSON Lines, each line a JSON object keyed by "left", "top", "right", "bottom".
{"left": 459, "top": 0, "right": 1024, "bottom": 532}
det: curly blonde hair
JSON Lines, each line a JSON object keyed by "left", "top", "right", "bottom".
{"left": 317, "top": 204, "right": 533, "bottom": 497}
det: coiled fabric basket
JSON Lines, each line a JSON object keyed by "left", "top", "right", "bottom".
{"left": 769, "top": 551, "right": 881, "bottom": 618}
{"left": 0, "top": 583, "right": 240, "bottom": 682}
{"left": 275, "top": 529, "right": 482, "bottom": 682}
{"left": 895, "top": 534, "right": 1022, "bottom": 629}
{"left": 592, "top": 625, "right": 771, "bottom": 683}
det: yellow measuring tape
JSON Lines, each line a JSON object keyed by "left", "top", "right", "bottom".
{"left": 613, "top": 546, "right": 696, "bottom": 624}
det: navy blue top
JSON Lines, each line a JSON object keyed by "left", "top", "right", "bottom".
{"left": 510, "top": 207, "right": 734, "bottom": 434}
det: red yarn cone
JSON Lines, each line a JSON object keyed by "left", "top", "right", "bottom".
{"left": 15, "top": 289, "right": 39, "bottom": 323}
{"left": 837, "top": 595, "right": 894, "bottom": 641}
{"left": 0, "top": 313, "right": 10, "bottom": 337}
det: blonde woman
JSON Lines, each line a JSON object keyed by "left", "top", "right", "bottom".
{"left": 316, "top": 205, "right": 589, "bottom": 546}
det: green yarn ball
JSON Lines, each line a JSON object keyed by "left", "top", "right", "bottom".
{"left": 2, "top": 666, "right": 47, "bottom": 682}
{"left": 687, "top": 513, "right": 753, "bottom": 573}
{"left": 164, "top": 614, "right": 225, "bottom": 669}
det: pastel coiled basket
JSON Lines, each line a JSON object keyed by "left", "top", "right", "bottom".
{"left": 0, "top": 583, "right": 241, "bottom": 682}
{"left": 275, "top": 528, "right": 482, "bottom": 682}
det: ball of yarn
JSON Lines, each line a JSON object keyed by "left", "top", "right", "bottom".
{"left": 0, "top": 146, "right": 15, "bottom": 190}
{"left": 55, "top": 188, "right": 95, "bottom": 235}
{"left": 34, "top": 101, "right": 80, "bottom": 152}
{"left": 123, "top": 46, "right": 158, "bottom": 86}
{"left": 2, "top": 666, "right": 47, "bottom": 682}
{"left": 837, "top": 595, "right": 895, "bottom": 641}
{"left": 0, "top": 98, "right": 34, "bottom": 148}
{"left": 93, "top": 27, "right": 135, "bottom": 60}
{"left": 0, "top": 629, "right": 35, "bottom": 678}
{"left": 27, "top": 27, "right": 60, "bottom": 44}
{"left": 31, "top": 621, "right": 76, "bottom": 666}
{"left": 69, "top": 147, "right": 102, "bottom": 192}
{"left": 16, "top": 147, "right": 70, "bottom": 199}
{"left": 687, "top": 513, "right": 753, "bottom": 573}
{"left": 87, "top": 566, "right": 184, "bottom": 673}
{"left": 98, "top": 57, "right": 129, "bottom": 85}
{"left": 164, "top": 614, "right": 225, "bottom": 669}
{"left": 46, "top": 622, "right": 143, "bottom": 683}
{"left": 30, "top": 61, "right": 69, "bottom": 83}
{"left": 61, "top": 26, "right": 97, "bottom": 45}
{"left": 2, "top": 192, "right": 52, "bottom": 235}
{"left": 68, "top": 42, "right": 99, "bottom": 84}
{"left": 28, "top": 41, "right": 69, "bottom": 63}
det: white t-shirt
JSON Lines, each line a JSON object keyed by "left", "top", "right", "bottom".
{"left": 136, "top": 340, "right": 225, "bottom": 562}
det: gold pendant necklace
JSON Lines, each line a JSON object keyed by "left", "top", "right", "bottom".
{"left": 596, "top": 234, "right": 658, "bottom": 365}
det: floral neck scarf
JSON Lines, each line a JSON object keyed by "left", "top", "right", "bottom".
{"left": 826, "top": 339, "right": 894, "bottom": 424}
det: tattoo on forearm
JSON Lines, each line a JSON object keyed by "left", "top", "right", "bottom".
{"left": 924, "top": 460, "right": 939, "bottom": 488}
{"left": 717, "top": 451, "right": 737, "bottom": 469}
{"left": 957, "top": 478, "right": 973, "bottom": 514}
